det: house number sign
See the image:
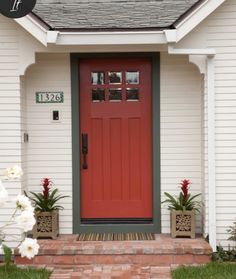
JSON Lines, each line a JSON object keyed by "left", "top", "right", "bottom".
{"left": 36, "top": 92, "right": 64, "bottom": 103}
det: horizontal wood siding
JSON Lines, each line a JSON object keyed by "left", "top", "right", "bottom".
{"left": 25, "top": 53, "right": 72, "bottom": 234}
{"left": 179, "top": 0, "right": 236, "bottom": 247}
{"left": 207, "top": 0, "right": 236, "bottom": 247}
{"left": 160, "top": 53, "right": 202, "bottom": 233}
{"left": 0, "top": 15, "right": 23, "bottom": 244}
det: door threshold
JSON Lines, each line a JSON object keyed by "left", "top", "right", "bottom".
{"left": 77, "top": 223, "right": 157, "bottom": 233}
{"left": 81, "top": 218, "right": 153, "bottom": 225}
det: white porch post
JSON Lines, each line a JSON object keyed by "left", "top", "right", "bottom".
{"left": 167, "top": 44, "right": 217, "bottom": 251}
{"left": 207, "top": 56, "right": 216, "bottom": 251}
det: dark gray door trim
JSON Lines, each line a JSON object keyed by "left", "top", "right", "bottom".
{"left": 71, "top": 53, "right": 161, "bottom": 233}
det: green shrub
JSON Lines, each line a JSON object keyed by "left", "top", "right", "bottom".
{"left": 212, "top": 245, "right": 236, "bottom": 262}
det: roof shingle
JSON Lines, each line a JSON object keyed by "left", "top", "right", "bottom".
{"left": 33, "top": 0, "right": 201, "bottom": 30}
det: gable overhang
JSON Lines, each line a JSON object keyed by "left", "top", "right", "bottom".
{"left": 165, "top": 0, "right": 226, "bottom": 43}
{"left": 14, "top": 15, "right": 49, "bottom": 46}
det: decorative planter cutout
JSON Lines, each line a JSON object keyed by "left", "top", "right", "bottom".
{"left": 32, "top": 211, "right": 59, "bottom": 240}
{"left": 171, "top": 210, "right": 195, "bottom": 239}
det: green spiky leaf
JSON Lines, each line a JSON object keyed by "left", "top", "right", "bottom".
{"left": 3, "top": 245, "right": 12, "bottom": 266}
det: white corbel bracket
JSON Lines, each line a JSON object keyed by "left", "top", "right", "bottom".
{"left": 189, "top": 55, "right": 206, "bottom": 74}
{"left": 168, "top": 44, "right": 215, "bottom": 75}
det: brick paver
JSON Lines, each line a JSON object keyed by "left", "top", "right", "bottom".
{"left": 50, "top": 264, "right": 172, "bottom": 279}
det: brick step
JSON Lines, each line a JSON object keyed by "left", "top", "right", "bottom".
{"left": 15, "top": 253, "right": 211, "bottom": 266}
{"left": 14, "top": 234, "right": 212, "bottom": 267}
{"left": 23, "top": 265, "right": 172, "bottom": 279}
{"left": 70, "top": 265, "right": 172, "bottom": 279}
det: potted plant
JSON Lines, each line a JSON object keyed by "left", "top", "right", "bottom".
{"left": 26, "top": 178, "right": 68, "bottom": 239}
{"left": 162, "top": 179, "right": 201, "bottom": 239}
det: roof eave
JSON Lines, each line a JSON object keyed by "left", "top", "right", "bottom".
{"left": 14, "top": 0, "right": 227, "bottom": 46}
{"left": 14, "top": 14, "right": 168, "bottom": 46}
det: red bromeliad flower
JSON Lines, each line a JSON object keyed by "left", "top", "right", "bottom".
{"left": 41, "top": 178, "right": 51, "bottom": 199}
{"left": 163, "top": 178, "right": 201, "bottom": 211}
{"left": 180, "top": 179, "right": 191, "bottom": 200}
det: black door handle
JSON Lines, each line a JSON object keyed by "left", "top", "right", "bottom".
{"left": 82, "top": 134, "right": 88, "bottom": 169}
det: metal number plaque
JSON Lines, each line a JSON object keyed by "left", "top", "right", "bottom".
{"left": 36, "top": 92, "right": 64, "bottom": 103}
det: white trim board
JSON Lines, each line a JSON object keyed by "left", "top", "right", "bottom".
{"left": 14, "top": 15, "right": 48, "bottom": 46}
{"left": 174, "top": 0, "right": 226, "bottom": 42}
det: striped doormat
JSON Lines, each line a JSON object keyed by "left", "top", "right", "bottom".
{"left": 77, "top": 233, "right": 155, "bottom": 241}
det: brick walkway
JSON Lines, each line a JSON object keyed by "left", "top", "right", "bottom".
{"left": 50, "top": 264, "right": 172, "bottom": 278}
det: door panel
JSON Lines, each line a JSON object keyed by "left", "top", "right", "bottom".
{"left": 80, "top": 58, "right": 152, "bottom": 219}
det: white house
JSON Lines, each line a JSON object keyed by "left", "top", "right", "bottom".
{"left": 0, "top": 0, "right": 235, "bottom": 251}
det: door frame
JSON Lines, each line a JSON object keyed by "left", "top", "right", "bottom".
{"left": 71, "top": 53, "right": 161, "bottom": 233}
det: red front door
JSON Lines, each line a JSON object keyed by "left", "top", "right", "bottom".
{"left": 80, "top": 58, "right": 152, "bottom": 219}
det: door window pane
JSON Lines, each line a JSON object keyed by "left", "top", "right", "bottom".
{"left": 92, "top": 88, "right": 105, "bottom": 102}
{"left": 91, "top": 72, "right": 104, "bottom": 85}
{"left": 126, "top": 88, "right": 139, "bottom": 101}
{"left": 109, "top": 88, "right": 122, "bottom": 101}
{"left": 109, "top": 72, "right": 122, "bottom": 84}
{"left": 126, "top": 71, "right": 139, "bottom": 84}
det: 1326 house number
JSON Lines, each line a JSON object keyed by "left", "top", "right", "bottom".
{"left": 36, "top": 92, "right": 64, "bottom": 103}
